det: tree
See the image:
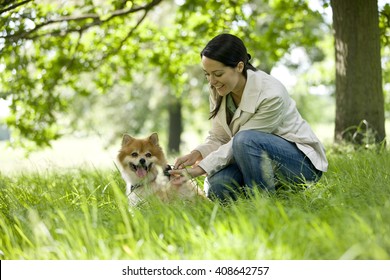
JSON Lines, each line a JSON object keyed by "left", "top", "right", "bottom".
{"left": 330, "top": 0, "right": 386, "bottom": 145}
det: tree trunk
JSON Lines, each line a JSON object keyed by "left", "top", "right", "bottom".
{"left": 331, "top": 0, "right": 385, "bottom": 144}
{"left": 168, "top": 99, "right": 182, "bottom": 154}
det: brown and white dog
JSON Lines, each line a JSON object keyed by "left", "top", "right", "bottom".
{"left": 116, "top": 133, "right": 205, "bottom": 206}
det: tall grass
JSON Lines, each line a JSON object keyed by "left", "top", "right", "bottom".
{"left": 0, "top": 148, "right": 389, "bottom": 260}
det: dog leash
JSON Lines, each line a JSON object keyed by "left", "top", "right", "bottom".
{"left": 163, "top": 164, "right": 174, "bottom": 177}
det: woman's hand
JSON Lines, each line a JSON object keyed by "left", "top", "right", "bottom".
{"left": 174, "top": 150, "right": 203, "bottom": 170}
{"left": 169, "top": 166, "right": 206, "bottom": 185}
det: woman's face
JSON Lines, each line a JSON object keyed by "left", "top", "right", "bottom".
{"left": 201, "top": 56, "right": 245, "bottom": 97}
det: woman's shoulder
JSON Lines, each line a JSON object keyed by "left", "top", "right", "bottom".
{"left": 248, "top": 69, "right": 288, "bottom": 96}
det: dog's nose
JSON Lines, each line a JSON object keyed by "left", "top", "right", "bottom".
{"left": 139, "top": 158, "right": 146, "bottom": 165}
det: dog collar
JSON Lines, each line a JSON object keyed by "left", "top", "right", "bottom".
{"left": 130, "top": 184, "right": 142, "bottom": 192}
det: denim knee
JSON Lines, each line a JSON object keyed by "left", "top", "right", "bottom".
{"left": 232, "top": 130, "right": 261, "bottom": 161}
{"left": 204, "top": 176, "right": 237, "bottom": 201}
{"left": 233, "top": 130, "right": 267, "bottom": 153}
{"left": 233, "top": 130, "right": 250, "bottom": 148}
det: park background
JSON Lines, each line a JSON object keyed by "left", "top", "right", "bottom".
{"left": 0, "top": 0, "right": 389, "bottom": 172}
{"left": 0, "top": 0, "right": 390, "bottom": 260}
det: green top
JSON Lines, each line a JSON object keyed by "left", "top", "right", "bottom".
{"left": 226, "top": 93, "right": 237, "bottom": 124}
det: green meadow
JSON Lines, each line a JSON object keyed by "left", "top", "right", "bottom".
{"left": 0, "top": 147, "right": 389, "bottom": 260}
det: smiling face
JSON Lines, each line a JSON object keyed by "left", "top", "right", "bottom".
{"left": 117, "top": 133, "right": 167, "bottom": 185}
{"left": 202, "top": 56, "right": 246, "bottom": 99}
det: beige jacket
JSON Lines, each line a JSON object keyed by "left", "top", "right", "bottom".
{"left": 195, "top": 69, "right": 328, "bottom": 176}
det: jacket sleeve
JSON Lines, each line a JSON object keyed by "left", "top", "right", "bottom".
{"left": 197, "top": 139, "right": 233, "bottom": 175}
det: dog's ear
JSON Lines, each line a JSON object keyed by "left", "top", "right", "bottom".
{"left": 149, "top": 132, "right": 159, "bottom": 146}
{"left": 122, "top": 134, "right": 134, "bottom": 146}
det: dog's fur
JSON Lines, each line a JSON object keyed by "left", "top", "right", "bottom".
{"left": 117, "top": 133, "right": 205, "bottom": 206}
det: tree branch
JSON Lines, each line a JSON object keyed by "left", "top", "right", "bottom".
{"left": 101, "top": 9, "right": 151, "bottom": 61}
{"left": 1, "top": 0, "right": 163, "bottom": 41}
{"left": 0, "top": 0, "right": 33, "bottom": 15}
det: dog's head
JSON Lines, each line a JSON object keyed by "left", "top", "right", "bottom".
{"left": 117, "top": 133, "right": 167, "bottom": 185}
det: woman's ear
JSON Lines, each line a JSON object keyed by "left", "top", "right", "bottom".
{"left": 236, "top": 61, "right": 245, "bottom": 73}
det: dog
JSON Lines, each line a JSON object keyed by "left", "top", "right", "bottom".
{"left": 116, "top": 132, "right": 205, "bottom": 206}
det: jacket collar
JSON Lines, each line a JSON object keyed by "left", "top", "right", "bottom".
{"left": 239, "top": 70, "right": 261, "bottom": 114}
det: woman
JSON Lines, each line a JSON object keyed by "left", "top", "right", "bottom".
{"left": 169, "top": 33, "right": 328, "bottom": 201}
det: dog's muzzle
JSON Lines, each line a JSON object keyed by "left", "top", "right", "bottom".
{"left": 129, "top": 159, "right": 153, "bottom": 178}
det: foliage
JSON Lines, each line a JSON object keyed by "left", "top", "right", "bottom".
{"left": 0, "top": 148, "right": 390, "bottom": 259}
{"left": 1, "top": 0, "right": 164, "bottom": 149}
{"left": 0, "top": 0, "right": 326, "bottom": 150}
{"left": 380, "top": 3, "right": 390, "bottom": 113}
{"left": 287, "top": 33, "right": 335, "bottom": 124}
{"left": 379, "top": 3, "right": 390, "bottom": 46}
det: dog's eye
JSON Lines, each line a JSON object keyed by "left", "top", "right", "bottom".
{"left": 145, "top": 152, "right": 152, "bottom": 158}
{"left": 131, "top": 152, "right": 138, "bottom": 157}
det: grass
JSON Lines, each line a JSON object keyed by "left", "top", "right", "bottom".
{"left": 0, "top": 147, "right": 390, "bottom": 260}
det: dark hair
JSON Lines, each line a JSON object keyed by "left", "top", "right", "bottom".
{"left": 200, "top": 34, "right": 257, "bottom": 119}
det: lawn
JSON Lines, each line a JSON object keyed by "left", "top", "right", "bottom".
{"left": 0, "top": 147, "right": 389, "bottom": 260}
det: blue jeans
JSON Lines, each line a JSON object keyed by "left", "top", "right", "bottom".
{"left": 204, "top": 130, "right": 322, "bottom": 201}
